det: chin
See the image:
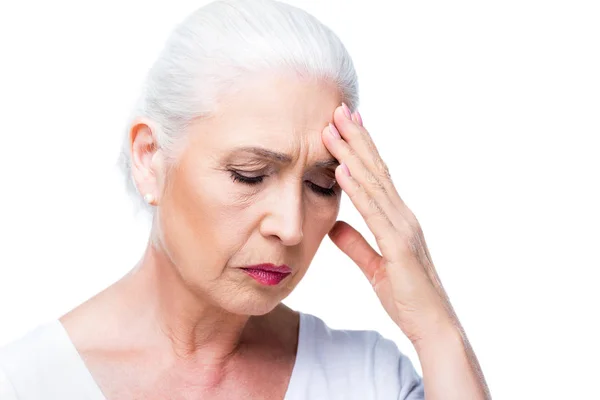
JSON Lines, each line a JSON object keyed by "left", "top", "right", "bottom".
{"left": 219, "top": 289, "right": 290, "bottom": 317}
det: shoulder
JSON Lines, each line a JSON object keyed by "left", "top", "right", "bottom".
{"left": 0, "top": 321, "right": 62, "bottom": 374}
{"left": 0, "top": 321, "right": 68, "bottom": 398}
{"left": 299, "top": 312, "right": 417, "bottom": 373}
{"left": 0, "top": 320, "right": 104, "bottom": 400}
{"left": 291, "top": 312, "right": 424, "bottom": 400}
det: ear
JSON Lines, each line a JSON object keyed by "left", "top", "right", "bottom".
{"left": 129, "top": 118, "right": 162, "bottom": 204}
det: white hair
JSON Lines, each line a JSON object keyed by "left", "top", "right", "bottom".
{"left": 118, "top": 0, "right": 359, "bottom": 215}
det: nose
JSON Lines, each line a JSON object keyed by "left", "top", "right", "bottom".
{"left": 259, "top": 185, "right": 304, "bottom": 246}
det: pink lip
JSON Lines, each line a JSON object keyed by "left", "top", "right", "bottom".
{"left": 243, "top": 263, "right": 292, "bottom": 273}
{"left": 241, "top": 263, "right": 292, "bottom": 286}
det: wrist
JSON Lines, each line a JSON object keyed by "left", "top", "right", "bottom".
{"left": 411, "top": 317, "right": 463, "bottom": 355}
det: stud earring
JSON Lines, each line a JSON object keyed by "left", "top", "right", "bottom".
{"left": 143, "top": 193, "right": 155, "bottom": 205}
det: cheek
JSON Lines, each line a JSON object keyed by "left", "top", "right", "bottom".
{"left": 304, "top": 199, "right": 340, "bottom": 240}
{"left": 312, "top": 194, "right": 341, "bottom": 220}
{"left": 157, "top": 170, "right": 236, "bottom": 277}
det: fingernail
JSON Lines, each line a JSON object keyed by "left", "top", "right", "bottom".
{"left": 329, "top": 123, "right": 341, "bottom": 139}
{"left": 353, "top": 110, "right": 363, "bottom": 127}
{"left": 341, "top": 102, "right": 352, "bottom": 119}
{"left": 340, "top": 162, "right": 351, "bottom": 176}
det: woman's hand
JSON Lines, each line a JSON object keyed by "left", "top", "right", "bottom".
{"left": 322, "top": 103, "right": 456, "bottom": 345}
{"left": 323, "top": 104, "right": 491, "bottom": 399}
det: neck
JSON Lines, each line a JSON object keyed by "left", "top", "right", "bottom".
{"left": 115, "top": 240, "right": 254, "bottom": 367}
{"left": 60, "top": 237, "right": 299, "bottom": 391}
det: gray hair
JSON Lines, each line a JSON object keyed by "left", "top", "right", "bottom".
{"left": 118, "top": 0, "right": 359, "bottom": 215}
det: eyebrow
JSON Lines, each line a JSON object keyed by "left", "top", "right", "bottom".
{"left": 229, "top": 146, "right": 339, "bottom": 169}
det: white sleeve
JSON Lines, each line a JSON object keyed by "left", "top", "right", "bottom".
{"left": 372, "top": 334, "right": 424, "bottom": 400}
{"left": 0, "top": 367, "right": 18, "bottom": 400}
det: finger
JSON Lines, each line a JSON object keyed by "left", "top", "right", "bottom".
{"left": 334, "top": 104, "right": 394, "bottom": 186}
{"left": 328, "top": 220, "right": 381, "bottom": 283}
{"left": 331, "top": 106, "right": 404, "bottom": 213}
{"left": 323, "top": 123, "right": 395, "bottom": 213}
{"left": 333, "top": 162, "right": 402, "bottom": 262}
{"left": 352, "top": 110, "right": 363, "bottom": 127}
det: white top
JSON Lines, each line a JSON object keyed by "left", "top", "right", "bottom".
{"left": 0, "top": 312, "right": 424, "bottom": 399}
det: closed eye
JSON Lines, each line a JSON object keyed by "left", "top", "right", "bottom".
{"left": 230, "top": 171, "right": 337, "bottom": 197}
{"left": 230, "top": 171, "right": 264, "bottom": 185}
{"left": 305, "top": 181, "right": 336, "bottom": 197}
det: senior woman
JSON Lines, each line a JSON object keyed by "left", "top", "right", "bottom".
{"left": 0, "top": 0, "right": 490, "bottom": 399}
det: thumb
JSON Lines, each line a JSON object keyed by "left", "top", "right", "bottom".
{"left": 328, "top": 220, "right": 382, "bottom": 282}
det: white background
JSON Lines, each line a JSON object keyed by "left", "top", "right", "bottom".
{"left": 1, "top": 1, "right": 599, "bottom": 398}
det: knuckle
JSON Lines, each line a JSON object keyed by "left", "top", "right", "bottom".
{"left": 366, "top": 198, "right": 393, "bottom": 229}
{"left": 403, "top": 209, "right": 420, "bottom": 230}
{"left": 397, "top": 217, "right": 414, "bottom": 233}
{"left": 408, "top": 234, "right": 423, "bottom": 257}
{"left": 376, "top": 178, "right": 387, "bottom": 194}
{"left": 367, "top": 196, "right": 382, "bottom": 214}
{"left": 397, "top": 231, "right": 418, "bottom": 256}
{"left": 377, "top": 158, "right": 392, "bottom": 180}
{"left": 365, "top": 170, "right": 387, "bottom": 195}
{"left": 365, "top": 170, "right": 379, "bottom": 185}
{"left": 362, "top": 135, "right": 376, "bottom": 151}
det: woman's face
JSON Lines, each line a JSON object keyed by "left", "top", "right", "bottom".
{"left": 155, "top": 74, "right": 342, "bottom": 315}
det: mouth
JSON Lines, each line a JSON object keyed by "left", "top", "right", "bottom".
{"left": 240, "top": 263, "right": 292, "bottom": 286}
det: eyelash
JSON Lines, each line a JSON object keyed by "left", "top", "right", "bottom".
{"left": 230, "top": 171, "right": 337, "bottom": 197}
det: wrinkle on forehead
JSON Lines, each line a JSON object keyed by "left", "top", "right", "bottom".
{"left": 185, "top": 71, "right": 341, "bottom": 169}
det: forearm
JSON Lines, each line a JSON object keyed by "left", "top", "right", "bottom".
{"left": 413, "top": 321, "right": 491, "bottom": 400}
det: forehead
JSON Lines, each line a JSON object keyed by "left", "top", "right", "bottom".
{"left": 190, "top": 73, "right": 341, "bottom": 157}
